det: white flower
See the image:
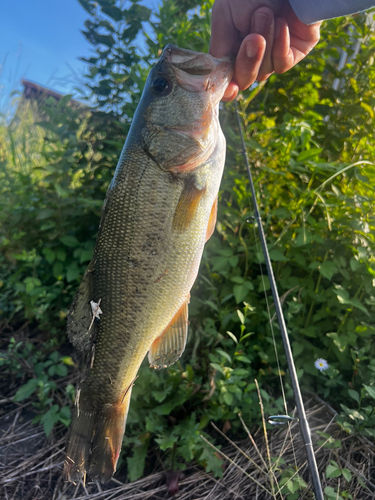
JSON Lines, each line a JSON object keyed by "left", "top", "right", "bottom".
{"left": 314, "top": 358, "right": 329, "bottom": 372}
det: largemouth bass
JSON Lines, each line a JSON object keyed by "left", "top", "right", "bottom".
{"left": 64, "top": 44, "right": 232, "bottom": 484}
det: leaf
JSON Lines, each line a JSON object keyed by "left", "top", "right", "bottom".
{"left": 231, "top": 276, "right": 244, "bottom": 284}
{"left": 235, "top": 355, "right": 251, "bottom": 364}
{"left": 153, "top": 390, "right": 168, "bottom": 403}
{"left": 212, "top": 256, "right": 228, "bottom": 271}
{"left": 226, "top": 331, "right": 238, "bottom": 344}
{"left": 59, "top": 406, "right": 71, "bottom": 421}
{"left": 199, "top": 446, "right": 223, "bottom": 478}
{"left": 363, "top": 384, "right": 375, "bottom": 400}
{"left": 61, "top": 356, "right": 75, "bottom": 366}
{"left": 154, "top": 401, "right": 179, "bottom": 415}
{"left": 43, "top": 248, "right": 56, "bottom": 264}
{"left": 292, "top": 341, "right": 304, "bottom": 357}
{"left": 334, "top": 286, "right": 369, "bottom": 314}
{"left": 341, "top": 468, "right": 352, "bottom": 482}
{"left": 286, "top": 479, "right": 299, "bottom": 494}
{"left": 41, "top": 405, "right": 60, "bottom": 436}
{"left": 360, "top": 101, "right": 374, "bottom": 119}
{"left": 348, "top": 389, "right": 359, "bottom": 404}
{"left": 239, "top": 332, "right": 254, "bottom": 342}
{"left": 210, "top": 362, "right": 224, "bottom": 374}
{"left": 66, "top": 263, "right": 81, "bottom": 282}
{"left": 319, "top": 261, "right": 337, "bottom": 280}
{"left": 58, "top": 94, "right": 73, "bottom": 108}
{"left": 79, "top": 250, "right": 93, "bottom": 263}
{"left": 269, "top": 249, "right": 288, "bottom": 261}
{"left": 13, "top": 378, "right": 40, "bottom": 402}
{"left": 56, "top": 248, "right": 67, "bottom": 262}
{"left": 155, "top": 432, "right": 178, "bottom": 450}
{"left": 237, "top": 310, "right": 245, "bottom": 324}
{"left": 296, "top": 148, "right": 323, "bottom": 162}
{"left": 55, "top": 364, "right": 68, "bottom": 377}
{"left": 101, "top": 5, "right": 124, "bottom": 21}
{"left": 258, "top": 275, "right": 270, "bottom": 292}
{"left": 324, "top": 486, "right": 337, "bottom": 499}
{"left": 229, "top": 256, "right": 239, "bottom": 267}
{"left": 216, "top": 348, "right": 231, "bottom": 364}
{"left": 127, "top": 443, "right": 148, "bottom": 481}
{"left": 77, "top": 0, "right": 95, "bottom": 15}
{"left": 53, "top": 262, "right": 64, "bottom": 278}
{"left": 232, "top": 368, "right": 249, "bottom": 376}
{"left": 60, "top": 236, "right": 80, "bottom": 247}
{"left": 222, "top": 391, "right": 233, "bottom": 405}
{"left": 36, "top": 208, "right": 55, "bottom": 220}
{"left": 326, "top": 332, "right": 346, "bottom": 352}
{"left": 233, "top": 283, "right": 249, "bottom": 304}
{"left": 204, "top": 300, "right": 219, "bottom": 312}
{"left": 326, "top": 464, "right": 341, "bottom": 478}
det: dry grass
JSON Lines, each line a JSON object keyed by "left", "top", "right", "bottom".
{"left": 1, "top": 393, "right": 375, "bottom": 499}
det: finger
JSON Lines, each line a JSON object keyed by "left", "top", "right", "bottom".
{"left": 272, "top": 19, "right": 294, "bottom": 73}
{"left": 222, "top": 81, "right": 239, "bottom": 102}
{"left": 210, "top": 0, "right": 282, "bottom": 59}
{"left": 272, "top": 16, "right": 321, "bottom": 74}
{"left": 209, "top": 0, "right": 239, "bottom": 58}
{"left": 232, "top": 33, "right": 266, "bottom": 93}
{"left": 250, "top": 7, "right": 275, "bottom": 80}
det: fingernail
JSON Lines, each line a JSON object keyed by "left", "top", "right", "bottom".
{"left": 246, "top": 41, "right": 259, "bottom": 59}
{"left": 254, "top": 12, "right": 269, "bottom": 36}
{"left": 223, "top": 88, "right": 236, "bottom": 101}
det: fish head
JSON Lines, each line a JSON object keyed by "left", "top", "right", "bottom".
{"left": 139, "top": 44, "right": 233, "bottom": 173}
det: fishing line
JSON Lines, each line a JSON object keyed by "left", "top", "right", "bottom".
{"left": 236, "top": 104, "right": 299, "bottom": 487}
{"left": 234, "top": 100, "right": 324, "bottom": 500}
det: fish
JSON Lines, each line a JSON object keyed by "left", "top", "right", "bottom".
{"left": 64, "top": 44, "right": 233, "bottom": 484}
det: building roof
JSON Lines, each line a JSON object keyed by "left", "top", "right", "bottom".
{"left": 21, "top": 79, "right": 84, "bottom": 108}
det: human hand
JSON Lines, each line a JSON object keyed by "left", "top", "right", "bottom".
{"left": 209, "top": 0, "right": 322, "bottom": 101}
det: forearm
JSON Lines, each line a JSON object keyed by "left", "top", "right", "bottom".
{"left": 289, "top": 0, "right": 375, "bottom": 24}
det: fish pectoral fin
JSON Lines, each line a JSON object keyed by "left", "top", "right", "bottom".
{"left": 149, "top": 296, "right": 190, "bottom": 369}
{"left": 206, "top": 197, "right": 218, "bottom": 241}
{"left": 172, "top": 176, "right": 206, "bottom": 231}
{"left": 67, "top": 263, "right": 97, "bottom": 353}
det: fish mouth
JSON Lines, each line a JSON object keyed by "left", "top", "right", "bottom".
{"left": 161, "top": 44, "right": 233, "bottom": 98}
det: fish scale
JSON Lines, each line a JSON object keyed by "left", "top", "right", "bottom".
{"left": 64, "top": 44, "right": 233, "bottom": 484}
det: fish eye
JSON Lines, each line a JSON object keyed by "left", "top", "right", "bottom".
{"left": 151, "top": 77, "right": 172, "bottom": 96}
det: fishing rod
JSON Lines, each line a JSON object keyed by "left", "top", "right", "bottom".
{"left": 234, "top": 101, "right": 324, "bottom": 500}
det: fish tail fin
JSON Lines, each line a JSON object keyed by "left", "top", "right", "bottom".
{"left": 64, "top": 390, "right": 132, "bottom": 484}
{"left": 89, "top": 392, "right": 131, "bottom": 483}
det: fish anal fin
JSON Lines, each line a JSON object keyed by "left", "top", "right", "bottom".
{"left": 149, "top": 296, "right": 189, "bottom": 369}
{"left": 67, "top": 263, "right": 96, "bottom": 353}
{"left": 206, "top": 197, "right": 217, "bottom": 241}
{"left": 172, "top": 177, "right": 206, "bottom": 231}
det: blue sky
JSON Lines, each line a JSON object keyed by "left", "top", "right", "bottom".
{"left": 0, "top": 0, "right": 159, "bottom": 113}
{"left": 0, "top": 0, "right": 93, "bottom": 111}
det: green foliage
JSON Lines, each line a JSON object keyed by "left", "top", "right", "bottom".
{"left": 0, "top": 338, "right": 74, "bottom": 435}
{"left": 325, "top": 460, "right": 352, "bottom": 482}
{"left": 0, "top": 96, "right": 125, "bottom": 330}
{"left": 278, "top": 467, "right": 308, "bottom": 498}
{"left": 1, "top": 0, "right": 375, "bottom": 482}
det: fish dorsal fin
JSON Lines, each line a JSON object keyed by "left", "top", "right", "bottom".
{"left": 148, "top": 297, "right": 189, "bottom": 369}
{"left": 67, "top": 263, "right": 97, "bottom": 353}
{"left": 172, "top": 177, "right": 206, "bottom": 231}
{"left": 206, "top": 197, "right": 218, "bottom": 241}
